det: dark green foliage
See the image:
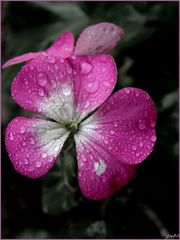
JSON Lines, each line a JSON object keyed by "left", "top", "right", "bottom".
{"left": 2, "top": 2, "right": 178, "bottom": 238}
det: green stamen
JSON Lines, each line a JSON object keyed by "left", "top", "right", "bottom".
{"left": 62, "top": 120, "right": 79, "bottom": 134}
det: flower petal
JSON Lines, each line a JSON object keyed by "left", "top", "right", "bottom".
{"left": 5, "top": 117, "right": 69, "bottom": 178}
{"left": 79, "top": 87, "right": 157, "bottom": 165}
{"left": 11, "top": 55, "right": 75, "bottom": 122}
{"left": 75, "top": 132, "right": 136, "bottom": 200}
{"left": 70, "top": 54, "right": 117, "bottom": 120}
{"left": 2, "top": 52, "right": 44, "bottom": 69}
{"left": 74, "top": 22, "right": 124, "bottom": 56}
{"left": 46, "top": 31, "right": 74, "bottom": 58}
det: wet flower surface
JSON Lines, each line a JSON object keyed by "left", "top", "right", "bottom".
{"left": 4, "top": 23, "right": 157, "bottom": 200}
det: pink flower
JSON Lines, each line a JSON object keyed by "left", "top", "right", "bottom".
{"left": 4, "top": 23, "right": 157, "bottom": 200}
{"left": 2, "top": 22, "right": 124, "bottom": 68}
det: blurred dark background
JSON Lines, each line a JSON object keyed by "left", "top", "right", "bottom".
{"left": 1, "top": 2, "right": 179, "bottom": 239}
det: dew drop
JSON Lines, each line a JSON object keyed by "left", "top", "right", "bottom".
{"left": 28, "top": 166, "right": 34, "bottom": 172}
{"left": 24, "top": 159, "right": 29, "bottom": 165}
{"left": 84, "top": 81, "right": 99, "bottom": 93}
{"left": 42, "top": 153, "right": 47, "bottom": 158}
{"left": 139, "top": 142, "right": 144, "bottom": 148}
{"left": 22, "top": 141, "right": 26, "bottom": 146}
{"left": 9, "top": 132, "right": 14, "bottom": 141}
{"left": 46, "top": 56, "right": 56, "bottom": 63}
{"left": 24, "top": 79, "right": 28, "bottom": 85}
{"left": 48, "top": 156, "right": 54, "bottom": 163}
{"left": 113, "top": 121, "right": 118, "bottom": 128}
{"left": 54, "top": 64, "right": 58, "bottom": 70}
{"left": 136, "top": 152, "right": 140, "bottom": 157}
{"left": 36, "top": 161, "right": 42, "bottom": 168}
{"left": 37, "top": 72, "right": 48, "bottom": 86}
{"left": 138, "top": 121, "right": 146, "bottom": 130}
{"left": 80, "top": 62, "right": 93, "bottom": 75}
{"left": 30, "top": 65, "right": 34, "bottom": 70}
{"left": 151, "top": 135, "right": 157, "bottom": 142}
{"left": 38, "top": 88, "right": 45, "bottom": 96}
{"left": 20, "top": 127, "right": 25, "bottom": 134}
{"left": 151, "top": 122, "right": 156, "bottom": 128}
{"left": 61, "top": 85, "right": 72, "bottom": 96}
{"left": 110, "top": 130, "right": 115, "bottom": 135}
{"left": 84, "top": 100, "right": 90, "bottom": 109}
{"left": 132, "top": 145, "right": 137, "bottom": 151}
{"left": 125, "top": 88, "right": 130, "bottom": 94}
{"left": 54, "top": 146, "right": 59, "bottom": 152}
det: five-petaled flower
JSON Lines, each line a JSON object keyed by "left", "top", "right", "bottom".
{"left": 4, "top": 23, "right": 157, "bottom": 200}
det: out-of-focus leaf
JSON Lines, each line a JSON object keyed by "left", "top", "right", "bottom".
{"left": 118, "top": 57, "right": 134, "bottom": 87}
{"left": 86, "top": 220, "right": 107, "bottom": 238}
{"left": 160, "top": 90, "right": 178, "bottom": 111}
{"left": 42, "top": 149, "right": 79, "bottom": 216}
{"left": 32, "top": 2, "right": 88, "bottom": 21}
{"left": 16, "top": 229, "right": 50, "bottom": 238}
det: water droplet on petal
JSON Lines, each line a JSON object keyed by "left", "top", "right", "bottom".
{"left": 38, "top": 88, "right": 45, "bottom": 96}
{"left": 110, "top": 130, "right": 115, "bottom": 135}
{"left": 80, "top": 62, "right": 93, "bottom": 75}
{"left": 84, "top": 81, "right": 99, "bottom": 93}
{"left": 48, "top": 156, "right": 54, "bottom": 163}
{"left": 24, "top": 159, "right": 29, "bottom": 165}
{"left": 36, "top": 161, "right": 42, "bottom": 168}
{"left": 37, "top": 72, "right": 48, "bottom": 86}
{"left": 20, "top": 127, "right": 25, "bottom": 134}
{"left": 9, "top": 132, "right": 14, "bottom": 141}
{"left": 113, "top": 121, "right": 118, "bottom": 128}
{"left": 22, "top": 141, "right": 26, "bottom": 146}
{"left": 125, "top": 88, "right": 130, "bottom": 94}
{"left": 138, "top": 120, "right": 146, "bottom": 130}
{"left": 151, "top": 122, "right": 156, "bottom": 128}
{"left": 139, "top": 142, "right": 144, "bottom": 148}
{"left": 46, "top": 56, "right": 56, "bottom": 63}
{"left": 24, "top": 79, "right": 28, "bottom": 85}
{"left": 132, "top": 145, "right": 137, "bottom": 151}
{"left": 61, "top": 85, "right": 72, "bottom": 96}
{"left": 42, "top": 153, "right": 47, "bottom": 158}
{"left": 136, "top": 152, "right": 140, "bottom": 157}
{"left": 84, "top": 100, "right": 90, "bottom": 109}
{"left": 151, "top": 135, "right": 157, "bottom": 142}
{"left": 28, "top": 166, "right": 34, "bottom": 172}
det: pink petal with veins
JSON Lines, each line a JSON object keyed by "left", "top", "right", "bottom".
{"left": 80, "top": 87, "right": 157, "bottom": 165}
{"left": 46, "top": 31, "right": 74, "bottom": 58}
{"left": 74, "top": 22, "right": 124, "bottom": 56}
{"left": 11, "top": 55, "right": 75, "bottom": 122}
{"left": 75, "top": 132, "right": 136, "bottom": 200}
{"left": 5, "top": 117, "right": 69, "bottom": 178}
{"left": 2, "top": 52, "right": 44, "bottom": 69}
{"left": 69, "top": 54, "right": 117, "bottom": 120}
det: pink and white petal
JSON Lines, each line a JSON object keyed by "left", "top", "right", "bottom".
{"left": 69, "top": 54, "right": 117, "bottom": 120}
{"left": 46, "top": 32, "right": 74, "bottom": 58}
{"left": 5, "top": 117, "right": 69, "bottom": 178}
{"left": 2, "top": 52, "right": 44, "bottom": 69}
{"left": 11, "top": 55, "right": 75, "bottom": 122}
{"left": 75, "top": 132, "right": 136, "bottom": 200}
{"left": 80, "top": 87, "right": 157, "bottom": 165}
{"left": 74, "top": 22, "right": 124, "bottom": 56}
